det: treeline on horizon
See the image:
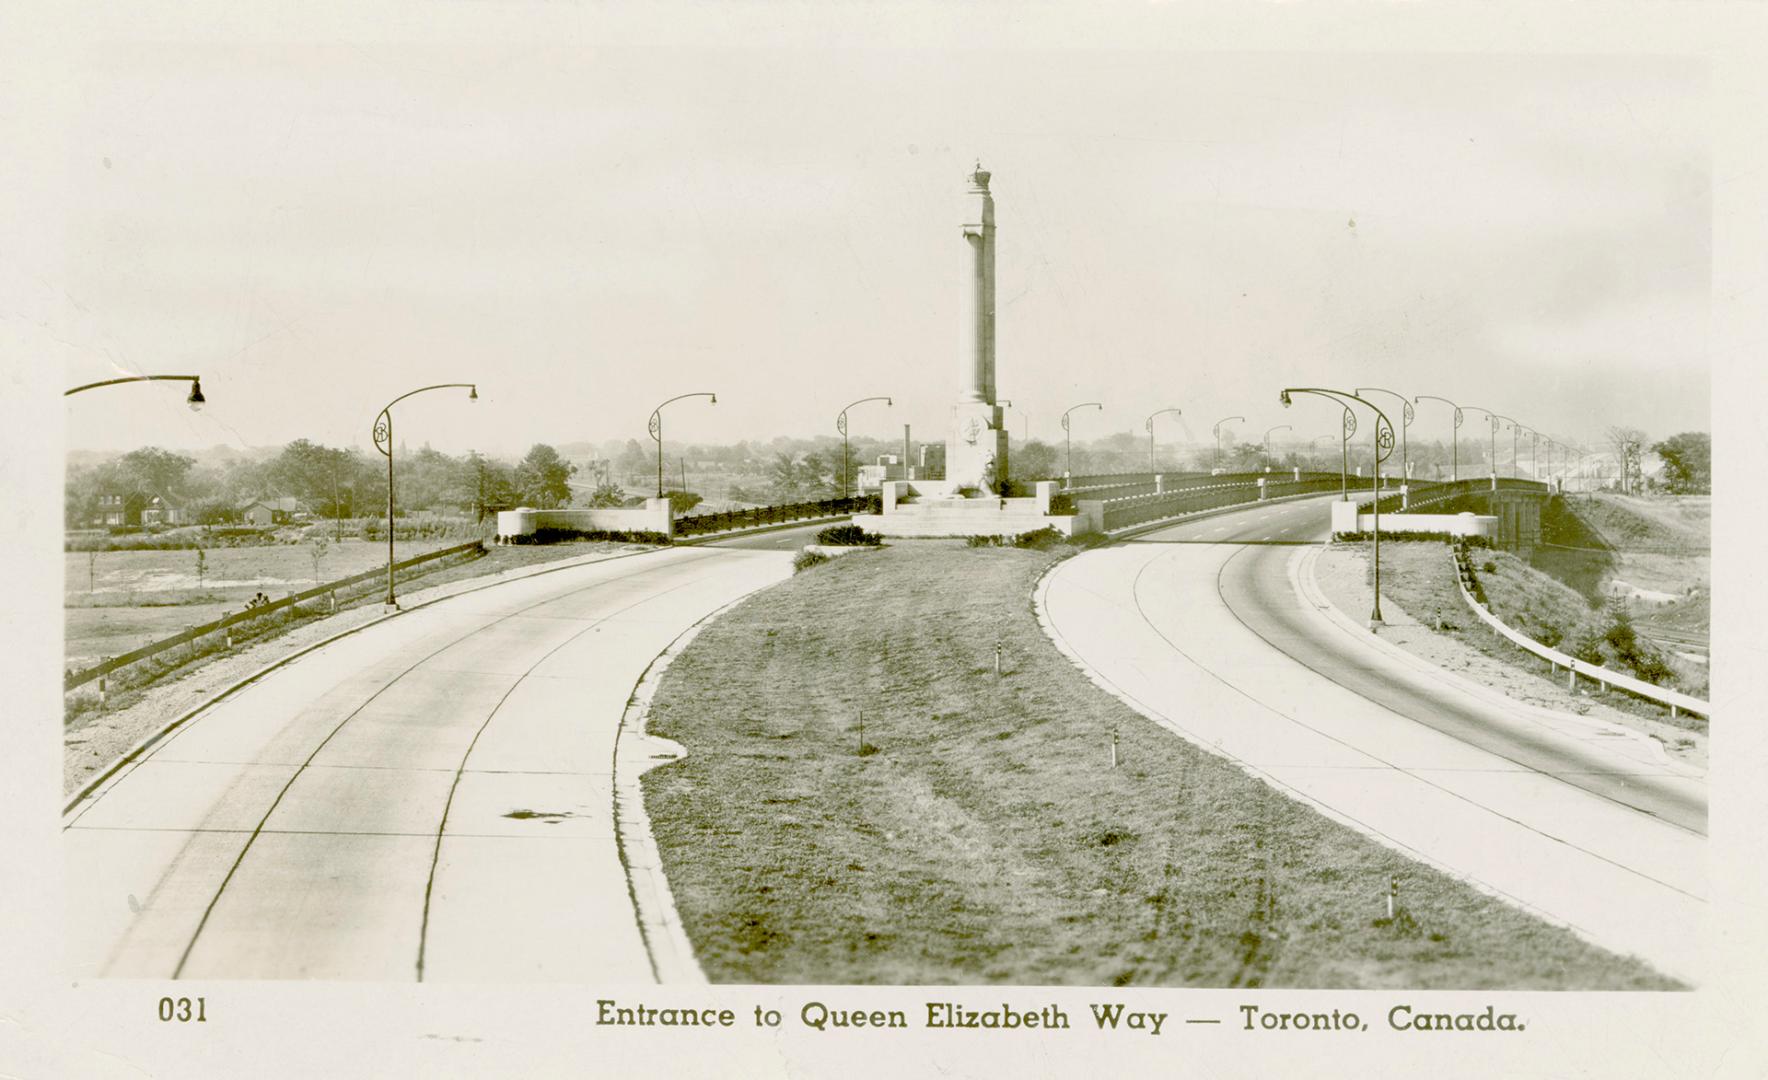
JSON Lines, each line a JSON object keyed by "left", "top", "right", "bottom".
{"left": 65, "top": 426, "right": 1709, "bottom": 528}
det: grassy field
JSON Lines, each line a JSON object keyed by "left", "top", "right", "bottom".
{"left": 640, "top": 542, "right": 1676, "bottom": 989}
{"left": 62, "top": 538, "right": 654, "bottom": 727}
{"left": 64, "top": 538, "right": 462, "bottom": 668}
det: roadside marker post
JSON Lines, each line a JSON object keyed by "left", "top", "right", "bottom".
{"left": 1111, "top": 729, "right": 1119, "bottom": 769}
{"left": 994, "top": 640, "right": 1002, "bottom": 678}
{"left": 1388, "top": 875, "right": 1398, "bottom": 920}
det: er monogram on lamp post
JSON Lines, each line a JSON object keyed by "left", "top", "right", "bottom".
{"left": 1414, "top": 394, "right": 1465, "bottom": 483}
{"left": 837, "top": 396, "right": 893, "bottom": 500}
{"left": 1212, "top": 416, "right": 1246, "bottom": 474}
{"left": 1145, "top": 407, "right": 1182, "bottom": 471}
{"left": 1281, "top": 386, "right": 1396, "bottom": 627}
{"left": 648, "top": 393, "right": 717, "bottom": 499}
{"left": 373, "top": 383, "right": 477, "bottom": 607}
{"left": 1060, "top": 401, "right": 1102, "bottom": 481}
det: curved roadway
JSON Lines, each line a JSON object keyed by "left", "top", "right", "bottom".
{"left": 1040, "top": 495, "right": 1707, "bottom": 983}
{"left": 65, "top": 543, "right": 794, "bottom": 981}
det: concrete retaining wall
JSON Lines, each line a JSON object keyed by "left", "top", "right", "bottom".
{"left": 1330, "top": 501, "right": 1497, "bottom": 539}
{"left": 497, "top": 500, "right": 674, "bottom": 541}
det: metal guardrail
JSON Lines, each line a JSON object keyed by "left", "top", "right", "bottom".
{"left": 672, "top": 496, "right": 879, "bottom": 537}
{"left": 65, "top": 540, "right": 487, "bottom": 692}
{"left": 1450, "top": 548, "right": 1709, "bottom": 719}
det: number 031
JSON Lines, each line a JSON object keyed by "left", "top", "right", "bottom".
{"left": 157, "top": 997, "right": 206, "bottom": 1023}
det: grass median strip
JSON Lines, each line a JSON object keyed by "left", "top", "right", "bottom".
{"left": 641, "top": 542, "right": 1676, "bottom": 989}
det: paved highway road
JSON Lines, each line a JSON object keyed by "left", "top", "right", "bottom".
{"left": 65, "top": 545, "right": 793, "bottom": 981}
{"left": 1041, "top": 496, "right": 1707, "bottom": 982}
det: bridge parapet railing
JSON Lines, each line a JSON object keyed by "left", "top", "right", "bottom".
{"left": 1086, "top": 473, "right": 1344, "bottom": 532}
{"left": 673, "top": 495, "right": 879, "bottom": 537}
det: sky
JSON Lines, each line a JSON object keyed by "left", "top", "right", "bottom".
{"left": 44, "top": 5, "right": 1712, "bottom": 460}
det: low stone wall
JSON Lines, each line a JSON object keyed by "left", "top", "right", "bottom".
{"left": 496, "top": 500, "right": 674, "bottom": 542}
{"left": 1330, "top": 501, "right": 1496, "bottom": 539}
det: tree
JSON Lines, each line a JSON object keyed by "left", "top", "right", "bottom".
{"left": 1011, "top": 439, "right": 1059, "bottom": 481}
{"left": 118, "top": 447, "right": 196, "bottom": 499}
{"left": 662, "top": 490, "right": 704, "bottom": 514}
{"left": 515, "top": 443, "right": 575, "bottom": 508}
{"left": 467, "top": 452, "right": 518, "bottom": 519}
{"left": 582, "top": 480, "right": 629, "bottom": 508}
{"left": 1605, "top": 426, "right": 1648, "bottom": 494}
{"left": 268, "top": 440, "right": 376, "bottom": 518}
{"left": 1650, "top": 432, "right": 1709, "bottom": 494}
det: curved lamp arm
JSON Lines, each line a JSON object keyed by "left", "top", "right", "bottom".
{"left": 1279, "top": 388, "right": 1395, "bottom": 466}
{"left": 1415, "top": 394, "right": 1464, "bottom": 429}
{"left": 66, "top": 374, "right": 206, "bottom": 411}
{"left": 648, "top": 392, "right": 717, "bottom": 443}
{"left": 1212, "top": 414, "right": 1247, "bottom": 437}
{"left": 1144, "top": 406, "right": 1182, "bottom": 433}
{"left": 1355, "top": 387, "right": 1412, "bottom": 428}
{"left": 836, "top": 395, "right": 893, "bottom": 435}
{"left": 374, "top": 383, "right": 477, "bottom": 458}
{"left": 1060, "top": 401, "right": 1103, "bottom": 432}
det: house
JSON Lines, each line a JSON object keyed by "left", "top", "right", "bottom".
{"left": 140, "top": 494, "right": 190, "bottom": 526}
{"left": 238, "top": 496, "right": 303, "bottom": 526}
{"left": 94, "top": 491, "right": 146, "bottom": 528}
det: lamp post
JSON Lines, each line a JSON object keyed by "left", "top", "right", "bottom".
{"left": 648, "top": 393, "right": 717, "bottom": 499}
{"left": 1212, "top": 415, "right": 1246, "bottom": 473}
{"left": 1462, "top": 406, "right": 1503, "bottom": 482}
{"left": 836, "top": 396, "right": 893, "bottom": 500}
{"left": 1060, "top": 401, "right": 1102, "bottom": 479}
{"left": 1262, "top": 424, "right": 1292, "bottom": 468}
{"left": 1281, "top": 387, "right": 1395, "bottom": 626}
{"left": 1145, "top": 407, "right": 1183, "bottom": 470}
{"left": 66, "top": 374, "right": 206, "bottom": 409}
{"left": 373, "top": 383, "right": 477, "bottom": 607}
{"left": 1414, "top": 395, "right": 1464, "bottom": 482}
{"left": 1489, "top": 414, "right": 1519, "bottom": 478}
{"left": 1355, "top": 387, "right": 1412, "bottom": 482}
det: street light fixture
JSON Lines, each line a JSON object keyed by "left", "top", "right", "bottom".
{"left": 373, "top": 382, "right": 477, "bottom": 607}
{"left": 1144, "top": 407, "right": 1183, "bottom": 471}
{"left": 836, "top": 396, "right": 893, "bottom": 500}
{"left": 1212, "top": 415, "right": 1246, "bottom": 473}
{"left": 1354, "top": 387, "right": 1412, "bottom": 482}
{"left": 1414, "top": 395, "right": 1465, "bottom": 482}
{"left": 66, "top": 374, "right": 206, "bottom": 411}
{"left": 1281, "top": 386, "right": 1395, "bottom": 626}
{"left": 1463, "top": 406, "right": 1504, "bottom": 481}
{"left": 998, "top": 399, "right": 1028, "bottom": 444}
{"left": 1059, "top": 401, "right": 1102, "bottom": 479}
{"left": 1489, "top": 414, "right": 1519, "bottom": 478}
{"left": 648, "top": 392, "right": 717, "bottom": 499}
{"left": 1262, "top": 424, "right": 1292, "bottom": 467}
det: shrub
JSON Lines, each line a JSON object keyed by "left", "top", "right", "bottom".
{"left": 792, "top": 549, "right": 830, "bottom": 574}
{"left": 1481, "top": 560, "right": 1497, "bottom": 574}
{"left": 815, "top": 524, "right": 881, "bottom": 546}
{"left": 1012, "top": 526, "right": 1065, "bottom": 550}
{"left": 515, "top": 527, "right": 666, "bottom": 545}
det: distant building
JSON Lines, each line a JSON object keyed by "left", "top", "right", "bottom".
{"left": 94, "top": 491, "right": 146, "bottom": 528}
{"left": 140, "top": 494, "right": 190, "bottom": 526}
{"left": 238, "top": 496, "right": 303, "bottom": 526}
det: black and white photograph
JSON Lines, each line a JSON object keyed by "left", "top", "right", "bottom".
{"left": 3, "top": 2, "right": 1764, "bottom": 1077}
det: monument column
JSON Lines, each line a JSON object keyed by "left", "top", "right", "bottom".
{"left": 949, "top": 163, "right": 1008, "bottom": 492}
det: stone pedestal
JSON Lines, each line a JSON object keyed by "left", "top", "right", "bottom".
{"left": 948, "top": 401, "right": 1007, "bottom": 493}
